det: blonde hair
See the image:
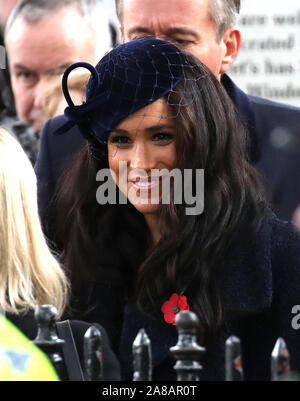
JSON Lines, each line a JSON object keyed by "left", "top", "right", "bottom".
{"left": 0, "top": 128, "right": 69, "bottom": 316}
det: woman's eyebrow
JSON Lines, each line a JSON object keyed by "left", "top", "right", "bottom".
{"left": 145, "top": 124, "right": 174, "bottom": 133}
{"left": 111, "top": 125, "right": 174, "bottom": 135}
{"left": 110, "top": 128, "right": 129, "bottom": 135}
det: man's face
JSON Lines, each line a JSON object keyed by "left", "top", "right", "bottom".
{"left": 6, "top": 6, "right": 96, "bottom": 133}
{"left": 121, "top": 0, "right": 230, "bottom": 80}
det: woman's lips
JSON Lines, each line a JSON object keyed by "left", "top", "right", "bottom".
{"left": 129, "top": 177, "right": 160, "bottom": 191}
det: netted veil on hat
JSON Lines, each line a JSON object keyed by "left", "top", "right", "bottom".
{"left": 56, "top": 38, "right": 191, "bottom": 144}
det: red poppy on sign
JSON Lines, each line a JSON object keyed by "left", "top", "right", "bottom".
{"left": 161, "top": 293, "right": 190, "bottom": 325}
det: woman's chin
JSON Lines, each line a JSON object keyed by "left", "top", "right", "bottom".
{"left": 129, "top": 201, "right": 160, "bottom": 216}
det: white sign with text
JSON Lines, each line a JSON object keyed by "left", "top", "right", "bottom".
{"left": 228, "top": 0, "right": 300, "bottom": 106}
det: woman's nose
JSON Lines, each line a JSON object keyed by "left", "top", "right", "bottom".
{"left": 129, "top": 143, "right": 155, "bottom": 171}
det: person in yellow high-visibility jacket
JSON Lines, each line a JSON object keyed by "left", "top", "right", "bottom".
{"left": 0, "top": 314, "right": 58, "bottom": 381}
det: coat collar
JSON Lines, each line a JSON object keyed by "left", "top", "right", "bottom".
{"left": 118, "top": 212, "right": 274, "bottom": 378}
{"left": 221, "top": 74, "right": 260, "bottom": 164}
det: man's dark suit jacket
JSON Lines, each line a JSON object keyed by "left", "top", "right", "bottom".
{"left": 35, "top": 74, "right": 300, "bottom": 235}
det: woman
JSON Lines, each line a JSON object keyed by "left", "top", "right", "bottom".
{"left": 54, "top": 38, "right": 300, "bottom": 380}
{"left": 0, "top": 128, "right": 120, "bottom": 380}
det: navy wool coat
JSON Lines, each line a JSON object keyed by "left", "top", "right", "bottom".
{"left": 56, "top": 212, "right": 300, "bottom": 381}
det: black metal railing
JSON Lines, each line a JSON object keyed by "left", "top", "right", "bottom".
{"left": 31, "top": 304, "right": 293, "bottom": 382}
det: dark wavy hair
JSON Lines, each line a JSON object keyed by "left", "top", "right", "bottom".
{"left": 54, "top": 54, "right": 265, "bottom": 340}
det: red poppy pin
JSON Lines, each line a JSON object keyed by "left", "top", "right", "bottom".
{"left": 161, "top": 293, "right": 190, "bottom": 325}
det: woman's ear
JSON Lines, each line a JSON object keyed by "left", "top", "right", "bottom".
{"left": 219, "top": 27, "right": 241, "bottom": 75}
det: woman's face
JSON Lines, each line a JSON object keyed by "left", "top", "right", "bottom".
{"left": 108, "top": 98, "right": 177, "bottom": 217}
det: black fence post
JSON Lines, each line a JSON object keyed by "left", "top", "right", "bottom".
{"left": 83, "top": 325, "right": 103, "bottom": 381}
{"left": 132, "top": 328, "right": 152, "bottom": 381}
{"left": 170, "top": 311, "right": 205, "bottom": 381}
{"left": 271, "top": 337, "right": 291, "bottom": 381}
{"left": 225, "top": 335, "right": 243, "bottom": 381}
{"left": 32, "top": 305, "right": 67, "bottom": 380}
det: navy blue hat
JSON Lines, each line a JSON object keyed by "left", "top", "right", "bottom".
{"left": 56, "top": 38, "right": 188, "bottom": 144}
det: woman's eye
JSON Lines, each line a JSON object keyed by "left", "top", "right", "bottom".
{"left": 109, "top": 136, "right": 131, "bottom": 146}
{"left": 153, "top": 132, "right": 174, "bottom": 142}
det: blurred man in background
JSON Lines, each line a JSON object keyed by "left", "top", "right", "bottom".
{"left": 0, "top": 0, "right": 38, "bottom": 163}
{"left": 5, "top": 0, "right": 112, "bottom": 135}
